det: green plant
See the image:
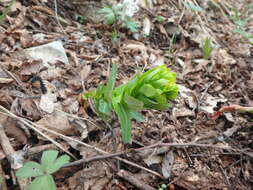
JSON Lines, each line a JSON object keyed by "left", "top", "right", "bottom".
{"left": 16, "top": 150, "right": 70, "bottom": 190}
{"left": 111, "top": 30, "right": 119, "bottom": 41}
{"left": 98, "top": 3, "right": 140, "bottom": 32}
{"left": 158, "top": 183, "right": 167, "bottom": 190}
{"left": 202, "top": 37, "right": 213, "bottom": 60}
{"left": 0, "top": 0, "right": 16, "bottom": 24}
{"left": 155, "top": 15, "right": 166, "bottom": 23}
{"left": 183, "top": 1, "right": 203, "bottom": 12}
{"left": 83, "top": 64, "right": 178, "bottom": 143}
{"left": 230, "top": 8, "right": 253, "bottom": 45}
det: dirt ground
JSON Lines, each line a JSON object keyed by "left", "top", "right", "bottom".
{"left": 0, "top": 0, "right": 252, "bottom": 189}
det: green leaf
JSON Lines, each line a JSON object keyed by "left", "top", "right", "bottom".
{"left": 137, "top": 94, "right": 169, "bottom": 110}
{"left": 138, "top": 84, "right": 156, "bottom": 97}
{"left": 98, "top": 6, "right": 116, "bottom": 25}
{"left": 113, "top": 103, "right": 132, "bottom": 143}
{"left": 41, "top": 150, "right": 58, "bottom": 168}
{"left": 155, "top": 16, "right": 166, "bottom": 23}
{"left": 104, "top": 63, "right": 117, "bottom": 102}
{"left": 202, "top": 38, "right": 213, "bottom": 60}
{"left": 183, "top": 2, "right": 203, "bottom": 12}
{"left": 129, "top": 110, "right": 145, "bottom": 122}
{"left": 248, "top": 37, "right": 253, "bottom": 45}
{"left": 16, "top": 162, "right": 44, "bottom": 178}
{"left": 27, "top": 175, "right": 56, "bottom": 190}
{"left": 98, "top": 99, "right": 111, "bottom": 115}
{"left": 46, "top": 155, "right": 70, "bottom": 174}
{"left": 124, "top": 94, "right": 144, "bottom": 110}
{"left": 123, "top": 18, "right": 140, "bottom": 32}
{"left": 165, "top": 85, "right": 179, "bottom": 100}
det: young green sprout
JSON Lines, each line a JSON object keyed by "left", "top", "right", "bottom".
{"left": 98, "top": 3, "right": 140, "bottom": 33}
{"left": 16, "top": 150, "right": 70, "bottom": 190}
{"left": 202, "top": 37, "right": 213, "bottom": 60}
{"left": 83, "top": 64, "right": 178, "bottom": 143}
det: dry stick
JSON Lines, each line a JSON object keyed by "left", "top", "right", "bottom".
{"left": 117, "top": 170, "right": 156, "bottom": 190}
{"left": 27, "top": 144, "right": 57, "bottom": 156}
{"left": 0, "top": 161, "right": 8, "bottom": 190}
{"left": 53, "top": 0, "right": 66, "bottom": 34}
{"left": 0, "top": 106, "right": 75, "bottom": 159}
{"left": 65, "top": 141, "right": 253, "bottom": 169}
{"left": 1, "top": 67, "right": 30, "bottom": 95}
{"left": 139, "top": 143, "right": 253, "bottom": 159}
{"left": 2, "top": 107, "right": 252, "bottom": 177}
{"left": 0, "top": 122, "right": 27, "bottom": 190}
{"left": 55, "top": 108, "right": 98, "bottom": 128}
{"left": 0, "top": 106, "right": 163, "bottom": 178}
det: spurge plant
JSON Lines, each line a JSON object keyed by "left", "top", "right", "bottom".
{"left": 83, "top": 64, "right": 178, "bottom": 143}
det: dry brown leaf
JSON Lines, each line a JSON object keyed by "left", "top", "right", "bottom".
{"left": 19, "top": 59, "right": 43, "bottom": 76}
{"left": 161, "top": 150, "right": 174, "bottom": 179}
{"left": 36, "top": 110, "right": 74, "bottom": 137}
{"left": 4, "top": 117, "right": 27, "bottom": 145}
{"left": 11, "top": 98, "right": 41, "bottom": 120}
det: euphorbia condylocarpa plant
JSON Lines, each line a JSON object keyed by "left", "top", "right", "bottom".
{"left": 83, "top": 64, "right": 178, "bottom": 143}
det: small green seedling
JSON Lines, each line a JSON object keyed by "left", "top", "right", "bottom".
{"left": 98, "top": 3, "right": 140, "bottom": 32}
{"left": 202, "top": 37, "right": 213, "bottom": 60}
{"left": 155, "top": 16, "right": 166, "bottom": 23}
{"left": 158, "top": 183, "right": 167, "bottom": 190}
{"left": 16, "top": 150, "right": 70, "bottom": 190}
{"left": 83, "top": 64, "right": 178, "bottom": 143}
{"left": 230, "top": 8, "right": 253, "bottom": 45}
{"left": 183, "top": 1, "right": 203, "bottom": 12}
{"left": 111, "top": 30, "right": 119, "bottom": 41}
{"left": 0, "top": 0, "right": 16, "bottom": 24}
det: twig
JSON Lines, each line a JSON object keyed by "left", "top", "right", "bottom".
{"left": 199, "top": 81, "right": 214, "bottom": 102}
{"left": 53, "top": 0, "right": 66, "bottom": 34}
{"left": 64, "top": 141, "right": 253, "bottom": 169}
{"left": 27, "top": 144, "right": 57, "bottom": 156}
{"left": 0, "top": 106, "right": 75, "bottom": 159}
{"left": 55, "top": 108, "right": 98, "bottom": 128}
{"left": 0, "top": 106, "right": 163, "bottom": 178}
{"left": 63, "top": 151, "right": 125, "bottom": 167}
{"left": 0, "top": 161, "right": 8, "bottom": 190}
{"left": 117, "top": 170, "right": 156, "bottom": 190}
{"left": 0, "top": 119, "right": 27, "bottom": 190}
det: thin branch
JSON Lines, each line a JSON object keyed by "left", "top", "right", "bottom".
{"left": 54, "top": 0, "right": 66, "bottom": 34}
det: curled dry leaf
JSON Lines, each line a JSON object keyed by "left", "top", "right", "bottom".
{"left": 162, "top": 150, "right": 174, "bottom": 179}
{"left": 142, "top": 17, "right": 151, "bottom": 37}
{"left": 11, "top": 98, "right": 41, "bottom": 120}
{"left": 4, "top": 117, "right": 28, "bottom": 145}
{"left": 39, "top": 93, "right": 57, "bottom": 113}
{"left": 19, "top": 59, "right": 43, "bottom": 76}
{"left": 0, "top": 90, "right": 13, "bottom": 108}
{"left": 39, "top": 81, "right": 57, "bottom": 113}
{"left": 36, "top": 110, "right": 74, "bottom": 138}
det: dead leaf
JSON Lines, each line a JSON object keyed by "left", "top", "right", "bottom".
{"left": 11, "top": 98, "right": 41, "bottom": 120}
{"left": 162, "top": 151, "right": 174, "bottom": 179}
{"left": 36, "top": 110, "right": 74, "bottom": 137}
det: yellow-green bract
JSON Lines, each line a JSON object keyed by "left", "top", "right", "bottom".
{"left": 83, "top": 64, "right": 178, "bottom": 143}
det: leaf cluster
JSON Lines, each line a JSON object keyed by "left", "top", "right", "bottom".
{"left": 83, "top": 64, "right": 178, "bottom": 143}
{"left": 98, "top": 3, "right": 140, "bottom": 32}
{"left": 202, "top": 37, "right": 213, "bottom": 60}
{"left": 16, "top": 150, "right": 70, "bottom": 190}
{"left": 230, "top": 8, "right": 253, "bottom": 45}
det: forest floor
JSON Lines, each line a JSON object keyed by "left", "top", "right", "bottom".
{"left": 0, "top": 0, "right": 252, "bottom": 189}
